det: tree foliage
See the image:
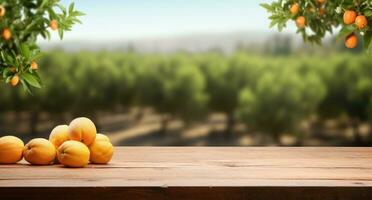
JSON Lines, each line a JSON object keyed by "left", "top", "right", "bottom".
{"left": 0, "top": 0, "right": 83, "bottom": 92}
{"left": 2, "top": 50, "right": 372, "bottom": 141}
{"left": 237, "top": 60, "right": 326, "bottom": 140}
{"left": 136, "top": 54, "right": 208, "bottom": 123}
{"left": 261, "top": 0, "right": 372, "bottom": 51}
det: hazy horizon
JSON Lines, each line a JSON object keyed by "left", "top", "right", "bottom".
{"left": 42, "top": 0, "right": 297, "bottom": 43}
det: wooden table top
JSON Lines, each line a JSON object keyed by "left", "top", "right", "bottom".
{"left": 1, "top": 147, "right": 372, "bottom": 187}
{"left": 1, "top": 147, "right": 372, "bottom": 199}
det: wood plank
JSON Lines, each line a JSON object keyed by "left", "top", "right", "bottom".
{"left": 1, "top": 147, "right": 372, "bottom": 199}
{"left": 2, "top": 187, "right": 372, "bottom": 200}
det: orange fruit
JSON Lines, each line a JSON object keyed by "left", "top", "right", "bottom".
{"left": 307, "top": 6, "right": 315, "bottom": 13}
{"left": 345, "top": 33, "right": 358, "bottom": 49}
{"left": 355, "top": 15, "right": 368, "bottom": 29}
{"left": 2, "top": 28, "right": 11, "bottom": 41}
{"left": 0, "top": 5, "right": 5, "bottom": 17}
{"left": 343, "top": 10, "right": 357, "bottom": 25}
{"left": 23, "top": 138, "right": 56, "bottom": 165}
{"left": 57, "top": 140, "right": 90, "bottom": 168}
{"left": 0, "top": 136, "right": 24, "bottom": 164}
{"left": 290, "top": 3, "right": 300, "bottom": 15}
{"left": 50, "top": 20, "right": 58, "bottom": 31}
{"left": 9, "top": 67, "right": 16, "bottom": 73}
{"left": 30, "top": 61, "right": 38, "bottom": 70}
{"left": 10, "top": 75, "right": 19, "bottom": 86}
{"left": 69, "top": 117, "right": 97, "bottom": 146}
{"left": 89, "top": 134, "right": 114, "bottom": 164}
{"left": 316, "top": 0, "right": 326, "bottom": 4}
{"left": 49, "top": 125, "right": 70, "bottom": 148}
{"left": 319, "top": 7, "right": 326, "bottom": 16}
{"left": 296, "top": 16, "right": 306, "bottom": 28}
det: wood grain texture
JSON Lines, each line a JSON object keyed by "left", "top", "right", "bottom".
{"left": 1, "top": 147, "right": 372, "bottom": 199}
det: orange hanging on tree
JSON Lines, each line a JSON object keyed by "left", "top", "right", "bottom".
{"left": 30, "top": 61, "right": 38, "bottom": 70}
{"left": 10, "top": 75, "right": 19, "bottom": 86}
{"left": 296, "top": 16, "right": 306, "bottom": 28}
{"left": 0, "top": 1, "right": 84, "bottom": 92}
{"left": 344, "top": 10, "right": 357, "bottom": 25}
{"left": 316, "top": 0, "right": 326, "bottom": 5}
{"left": 2, "top": 28, "right": 11, "bottom": 41}
{"left": 261, "top": 1, "right": 372, "bottom": 52}
{"left": 355, "top": 15, "right": 368, "bottom": 29}
{"left": 50, "top": 20, "right": 58, "bottom": 31}
{"left": 0, "top": 5, "right": 5, "bottom": 17}
{"left": 319, "top": 7, "right": 326, "bottom": 16}
{"left": 290, "top": 3, "right": 300, "bottom": 15}
{"left": 345, "top": 33, "right": 358, "bottom": 49}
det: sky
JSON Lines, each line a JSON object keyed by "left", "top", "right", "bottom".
{"left": 50, "top": 0, "right": 294, "bottom": 42}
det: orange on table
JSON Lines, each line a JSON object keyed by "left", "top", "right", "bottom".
{"left": 69, "top": 117, "right": 97, "bottom": 146}
{"left": 89, "top": 134, "right": 114, "bottom": 164}
{"left": 57, "top": 140, "right": 90, "bottom": 168}
{"left": 49, "top": 125, "right": 70, "bottom": 148}
{"left": 0, "top": 136, "right": 24, "bottom": 164}
{"left": 23, "top": 138, "right": 56, "bottom": 165}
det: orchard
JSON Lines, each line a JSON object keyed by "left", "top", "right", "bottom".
{"left": 261, "top": 0, "right": 372, "bottom": 50}
{"left": 0, "top": 0, "right": 83, "bottom": 91}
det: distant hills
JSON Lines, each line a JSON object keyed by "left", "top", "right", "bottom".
{"left": 39, "top": 31, "right": 303, "bottom": 53}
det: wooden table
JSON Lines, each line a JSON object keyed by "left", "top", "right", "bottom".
{"left": 1, "top": 147, "right": 372, "bottom": 199}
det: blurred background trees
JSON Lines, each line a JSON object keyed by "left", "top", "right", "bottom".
{"left": 1, "top": 46, "right": 372, "bottom": 146}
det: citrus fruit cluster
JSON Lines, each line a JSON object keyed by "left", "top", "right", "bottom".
{"left": 343, "top": 10, "right": 368, "bottom": 48}
{"left": 261, "top": 0, "right": 372, "bottom": 51}
{"left": 0, "top": 1, "right": 83, "bottom": 91}
{"left": 0, "top": 117, "right": 114, "bottom": 168}
{"left": 3, "top": 14, "right": 55, "bottom": 88}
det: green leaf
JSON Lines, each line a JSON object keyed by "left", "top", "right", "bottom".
{"left": 20, "top": 79, "right": 32, "bottom": 94}
{"left": 364, "top": 31, "right": 372, "bottom": 52}
{"left": 337, "top": 25, "right": 356, "bottom": 41}
{"left": 30, "top": 52, "right": 44, "bottom": 61}
{"left": 20, "top": 43, "right": 31, "bottom": 60}
{"left": 58, "top": 28, "right": 64, "bottom": 40}
{"left": 74, "top": 11, "right": 85, "bottom": 16}
{"left": 40, "top": 0, "right": 48, "bottom": 8}
{"left": 48, "top": 8, "right": 58, "bottom": 20}
{"left": 363, "top": 10, "right": 372, "bottom": 17}
{"left": 260, "top": 3, "right": 272, "bottom": 11}
{"left": 57, "top": 4, "right": 67, "bottom": 15}
{"left": 21, "top": 73, "right": 42, "bottom": 88}
{"left": 69, "top": 3, "right": 75, "bottom": 14}
{"left": 5, "top": 54, "right": 15, "bottom": 65}
{"left": 2, "top": 68, "right": 11, "bottom": 78}
{"left": 5, "top": 76, "right": 11, "bottom": 83}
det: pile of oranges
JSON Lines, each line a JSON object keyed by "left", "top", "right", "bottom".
{"left": 0, "top": 117, "right": 114, "bottom": 168}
